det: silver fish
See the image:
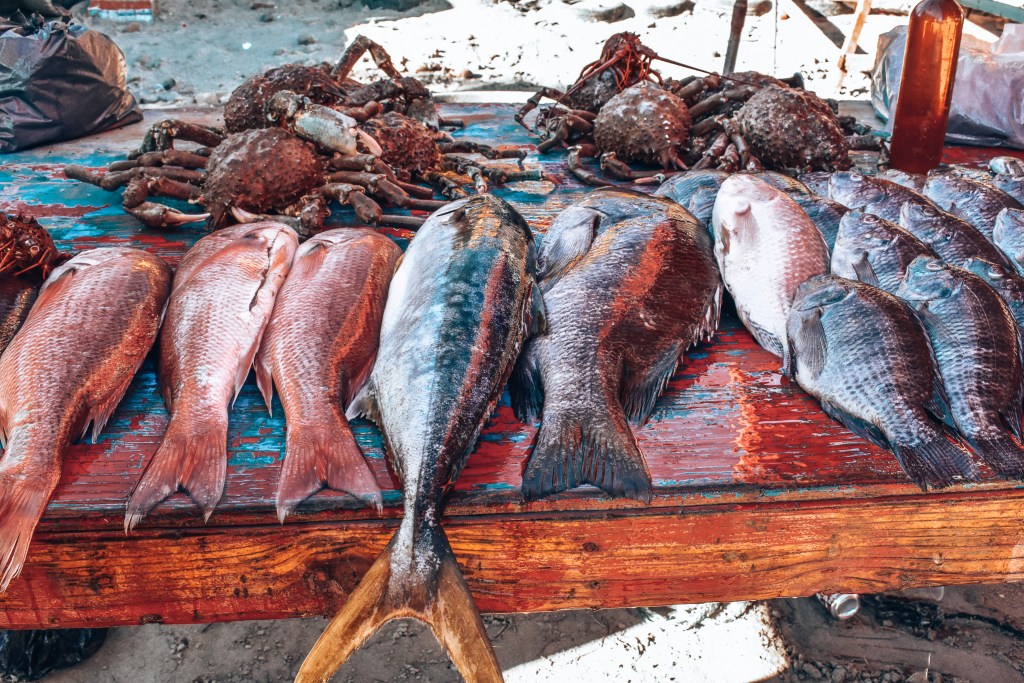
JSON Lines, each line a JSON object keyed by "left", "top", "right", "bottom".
{"left": 831, "top": 211, "right": 936, "bottom": 294}
{"left": 990, "top": 157, "right": 1024, "bottom": 177}
{"left": 295, "top": 195, "right": 543, "bottom": 683}
{"left": 828, "top": 172, "right": 940, "bottom": 223}
{"left": 654, "top": 169, "right": 729, "bottom": 228}
{"left": 961, "top": 257, "right": 1024, "bottom": 337}
{"left": 897, "top": 255, "right": 1024, "bottom": 479}
{"left": 756, "top": 171, "right": 848, "bottom": 250}
{"left": 797, "top": 171, "right": 833, "bottom": 197}
{"left": 877, "top": 168, "right": 926, "bottom": 192}
{"left": 993, "top": 175, "right": 1024, "bottom": 204}
{"left": 787, "top": 275, "right": 977, "bottom": 488}
{"left": 898, "top": 202, "right": 1017, "bottom": 272}
{"left": 922, "top": 174, "right": 1024, "bottom": 239}
{"left": 511, "top": 191, "right": 721, "bottom": 502}
{"left": 994, "top": 207, "right": 1024, "bottom": 276}
{"left": 712, "top": 174, "right": 830, "bottom": 367}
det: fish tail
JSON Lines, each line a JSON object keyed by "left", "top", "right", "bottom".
{"left": 125, "top": 415, "right": 227, "bottom": 530}
{"left": 892, "top": 436, "right": 980, "bottom": 490}
{"left": 970, "top": 431, "right": 1024, "bottom": 479}
{"left": 277, "top": 419, "right": 382, "bottom": 522}
{"left": 0, "top": 456, "right": 59, "bottom": 591}
{"left": 295, "top": 522, "right": 502, "bottom": 683}
{"left": 523, "top": 403, "right": 651, "bottom": 503}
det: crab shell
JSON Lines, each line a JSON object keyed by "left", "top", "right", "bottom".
{"left": 225, "top": 64, "right": 344, "bottom": 133}
{"left": 202, "top": 128, "right": 327, "bottom": 229}
{"left": 0, "top": 213, "right": 61, "bottom": 282}
{"left": 359, "top": 111, "right": 442, "bottom": 181}
{"left": 593, "top": 82, "right": 691, "bottom": 168}
{"left": 735, "top": 85, "right": 850, "bottom": 172}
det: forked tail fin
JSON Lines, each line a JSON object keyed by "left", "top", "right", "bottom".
{"left": 125, "top": 413, "right": 228, "bottom": 530}
{"left": 276, "top": 421, "right": 383, "bottom": 522}
{"left": 294, "top": 523, "right": 503, "bottom": 683}
{"left": 0, "top": 455, "right": 60, "bottom": 591}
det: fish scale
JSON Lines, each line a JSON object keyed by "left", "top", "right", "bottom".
{"left": 0, "top": 247, "right": 172, "bottom": 590}
{"left": 898, "top": 202, "right": 1017, "bottom": 272}
{"left": 787, "top": 275, "right": 977, "bottom": 488}
{"left": 828, "top": 171, "right": 940, "bottom": 223}
{"left": 831, "top": 211, "right": 937, "bottom": 294}
{"left": 897, "top": 256, "right": 1024, "bottom": 479}
{"left": 994, "top": 208, "right": 1024, "bottom": 276}
{"left": 923, "top": 174, "right": 1024, "bottom": 239}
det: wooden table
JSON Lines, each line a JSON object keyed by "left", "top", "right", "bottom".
{"left": 1, "top": 104, "right": 1023, "bottom": 630}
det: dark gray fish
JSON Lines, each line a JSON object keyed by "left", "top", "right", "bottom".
{"left": 897, "top": 255, "right": 1024, "bottom": 479}
{"left": 990, "top": 157, "right": 1024, "bottom": 177}
{"left": 928, "top": 165, "right": 994, "bottom": 183}
{"left": 756, "top": 171, "right": 813, "bottom": 195}
{"left": 797, "top": 171, "right": 832, "bottom": 197}
{"left": 994, "top": 208, "right": 1024, "bottom": 276}
{"left": 755, "top": 171, "right": 848, "bottom": 250}
{"left": 654, "top": 170, "right": 729, "bottom": 228}
{"left": 831, "top": 211, "right": 936, "bottom": 294}
{"left": 898, "top": 202, "right": 1017, "bottom": 272}
{"left": 296, "top": 195, "right": 542, "bottom": 683}
{"left": 787, "top": 275, "right": 977, "bottom": 488}
{"left": 512, "top": 192, "right": 721, "bottom": 502}
{"left": 961, "top": 258, "right": 1024, "bottom": 337}
{"left": 0, "top": 277, "right": 37, "bottom": 355}
{"left": 922, "top": 174, "right": 1024, "bottom": 239}
{"left": 828, "top": 172, "right": 940, "bottom": 223}
{"left": 993, "top": 175, "right": 1024, "bottom": 204}
{"left": 877, "top": 168, "right": 926, "bottom": 192}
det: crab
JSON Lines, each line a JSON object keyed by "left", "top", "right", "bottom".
{"left": 0, "top": 212, "right": 62, "bottom": 282}
{"left": 519, "top": 33, "right": 881, "bottom": 184}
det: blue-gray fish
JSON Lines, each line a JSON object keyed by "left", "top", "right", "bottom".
{"left": 897, "top": 256, "right": 1024, "bottom": 479}
{"left": 898, "top": 202, "right": 1017, "bottom": 272}
{"left": 828, "top": 172, "right": 940, "bottom": 223}
{"left": 877, "top": 168, "right": 926, "bottom": 192}
{"left": 654, "top": 169, "right": 729, "bottom": 228}
{"left": 797, "top": 171, "right": 832, "bottom": 197}
{"left": 994, "top": 208, "right": 1024, "bottom": 276}
{"left": 787, "top": 275, "right": 977, "bottom": 488}
{"left": 295, "top": 195, "right": 543, "bottom": 683}
{"left": 993, "top": 175, "right": 1024, "bottom": 204}
{"left": 922, "top": 174, "right": 1024, "bottom": 239}
{"left": 511, "top": 190, "right": 721, "bottom": 502}
{"left": 990, "top": 157, "right": 1024, "bottom": 177}
{"left": 830, "top": 211, "right": 936, "bottom": 294}
{"left": 961, "top": 257, "right": 1024, "bottom": 337}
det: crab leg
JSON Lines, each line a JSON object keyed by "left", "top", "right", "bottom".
{"left": 537, "top": 112, "right": 596, "bottom": 153}
{"left": 121, "top": 176, "right": 208, "bottom": 229}
{"left": 110, "top": 149, "right": 209, "bottom": 171}
{"left": 688, "top": 87, "right": 756, "bottom": 119}
{"left": 332, "top": 35, "right": 403, "bottom": 84}
{"left": 438, "top": 140, "right": 528, "bottom": 161}
{"left": 693, "top": 132, "right": 730, "bottom": 170}
{"left": 423, "top": 171, "right": 470, "bottom": 200}
{"left": 566, "top": 146, "right": 613, "bottom": 187}
{"left": 131, "top": 120, "right": 225, "bottom": 158}
{"left": 65, "top": 165, "right": 205, "bottom": 191}
{"left": 515, "top": 87, "right": 571, "bottom": 130}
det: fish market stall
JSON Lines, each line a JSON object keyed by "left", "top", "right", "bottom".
{"left": 1, "top": 103, "right": 1023, "bottom": 631}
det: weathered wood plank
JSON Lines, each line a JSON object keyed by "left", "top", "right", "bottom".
{"left": 3, "top": 488, "right": 1024, "bottom": 628}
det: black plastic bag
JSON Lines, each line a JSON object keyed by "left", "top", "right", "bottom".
{"left": 0, "top": 16, "right": 141, "bottom": 153}
{"left": 0, "top": 628, "right": 107, "bottom": 680}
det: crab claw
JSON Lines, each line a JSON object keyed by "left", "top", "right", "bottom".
{"left": 355, "top": 128, "right": 383, "bottom": 157}
{"left": 231, "top": 206, "right": 262, "bottom": 223}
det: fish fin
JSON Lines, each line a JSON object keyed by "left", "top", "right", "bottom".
{"left": 913, "top": 305, "right": 965, "bottom": 356}
{"left": 232, "top": 335, "right": 261, "bottom": 409}
{"left": 851, "top": 253, "right": 880, "bottom": 287}
{"left": 523, "top": 401, "right": 651, "bottom": 503}
{"left": 819, "top": 400, "right": 889, "bottom": 451}
{"left": 125, "top": 415, "right": 228, "bottom": 529}
{"left": 620, "top": 344, "right": 682, "bottom": 425}
{"left": 967, "top": 431, "right": 1024, "bottom": 479}
{"left": 508, "top": 344, "right": 544, "bottom": 422}
{"left": 740, "top": 311, "right": 785, "bottom": 360}
{"left": 345, "top": 380, "right": 380, "bottom": 423}
{"left": 890, "top": 436, "right": 980, "bottom": 490}
{"left": 277, "top": 418, "right": 382, "bottom": 521}
{"left": 538, "top": 206, "right": 599, "bottom": 285}
{"left": 529, "top": 281, "right": 547, "bottom": 337}
{"left": 85, "top": 373, "right": 137, "bottom": 444}
{"left": 0, "top": 457, "right": 59, "bottom": 591}
{"left": 253, "top": 346, "right": 274, "bottom": 416}
{"left": 791, "top": 309, "right": 828, "bottom": 380}
{"left": 294, "top": 524, "right": 502, "bottom": 683}
{"left": 1000, "top": 403, "right": 1024, "bottom": 442}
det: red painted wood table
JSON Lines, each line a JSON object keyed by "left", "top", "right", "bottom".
{"left": 0, "top": 105, "right": 1023, "bottom": 630}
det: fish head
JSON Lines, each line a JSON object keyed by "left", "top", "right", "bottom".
{"left": 712, "top": 174, "right": 773, "bottom": 246}
{"left": 793, "top": 274, "right": 854, "bottom": 313}
{"left": 828, "top": 172, "right": 884, "bottom": 209}
{"left": 962, "top": 257, "right": 1010, "bottom": 286}
{"left": 238, "top": 221, "right": 300, "bottom": 268}
{"left": 898, "top": 202, "right": 951, "bottom": 244}
{"left": 898, "top": 255, "right": 960, "bottom": 304}
{"left": 837, "top": 211, "right": 894, "bottom": 249}
{"left": 994, "top": 208, "right": 1024, "bottom": 248}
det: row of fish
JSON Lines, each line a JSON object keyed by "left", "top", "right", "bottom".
{"left": 665, "top": 161, "right": 1024, "bottom": 491}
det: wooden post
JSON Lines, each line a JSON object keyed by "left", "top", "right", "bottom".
{"left": 724, "top": 0, "right": 748, "bottom": 75}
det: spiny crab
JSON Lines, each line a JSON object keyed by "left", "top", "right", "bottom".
{"left": 0, "top": 212, "right": 62, "bottom": 282}
{"left": 519, "top": 33, "right": 881, "bottom": 184}
{"left": 64, "top": 37, "right": 539, "bottom": 234}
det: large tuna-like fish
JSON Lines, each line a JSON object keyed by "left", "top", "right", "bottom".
{"left": 511, "top": 191, "right": 721, "bottom": 502}
{"left": 295, "top": 195, "right": 543, "bottom": 683}
{"left": 830, "top": 211, "right": 936, "bottom": 294}
{"left": 712, "top": 174, "right": 829, "bottom": 367}
{"left": 787, "top": 275, "right": 977, "bottom": 488}
{"left": 923, "top": 174, "right": 1024, "bottom": 239}
{"left": 126, "top": 222, "right": 297, "bottom": 528}
{"left": 256, "top": 229, "right": 401, "bottom": 520}
{"left": 0, "top": 248, "right": 172, "bottom": 588}
{"left": 897, "top": 256, "right": 1024, "bottom": 479}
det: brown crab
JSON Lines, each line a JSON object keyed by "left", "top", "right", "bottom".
{"left": 520, "top": 33, "right": 879, "bottom": 184}
{"left": 0, "top": 213, "right": 62, "bottom": 282}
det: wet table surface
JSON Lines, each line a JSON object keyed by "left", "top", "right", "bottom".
{"left": 1, "top": 104, "right": 1024, "bottom": 629}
